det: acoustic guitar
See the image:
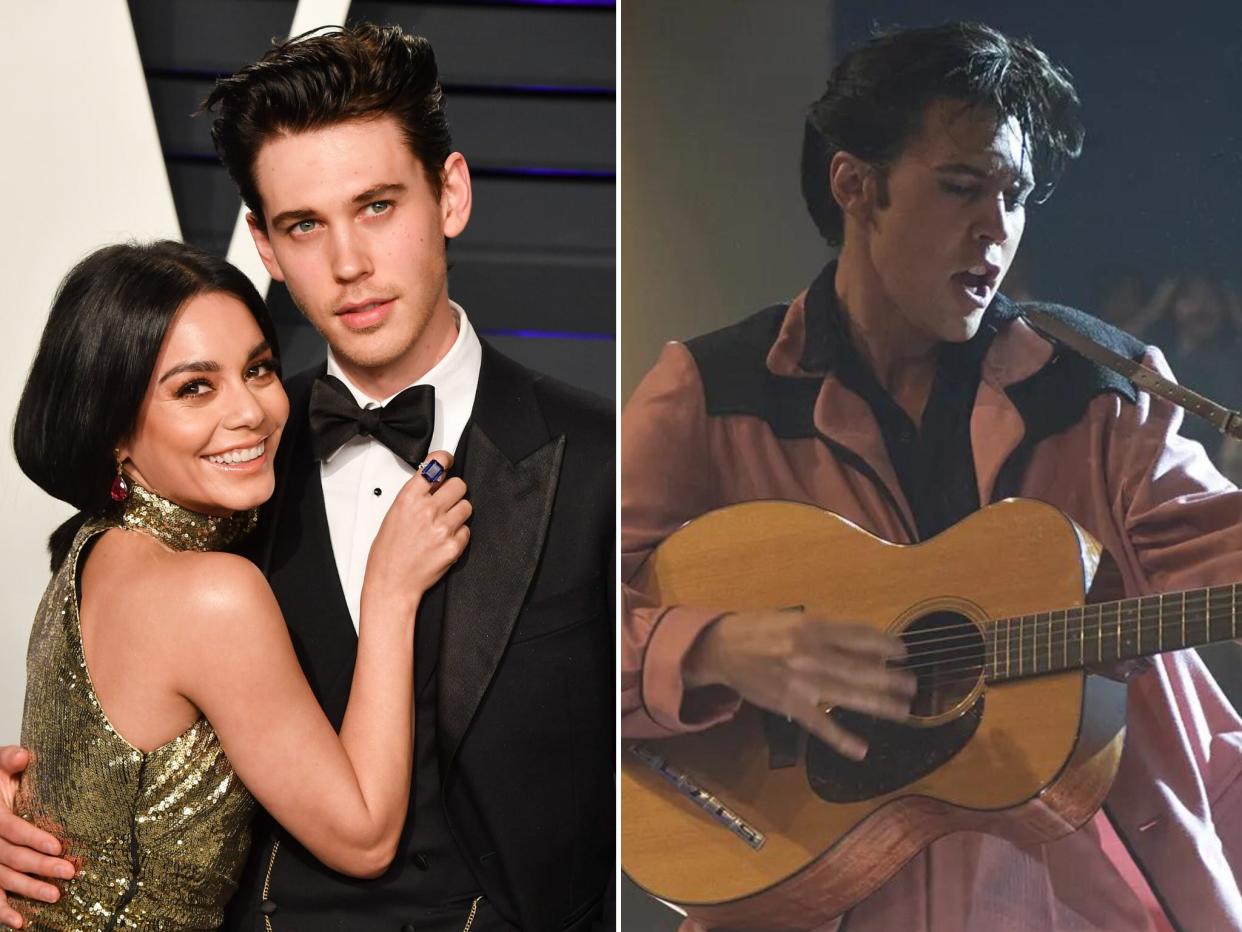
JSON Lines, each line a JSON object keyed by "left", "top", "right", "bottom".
{"left": 621, "top": 498, "right": 1239, "bottom": 925}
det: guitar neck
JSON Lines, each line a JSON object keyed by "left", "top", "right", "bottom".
{"left": 983, "top": 583, "right": 1240, "bottom": 682}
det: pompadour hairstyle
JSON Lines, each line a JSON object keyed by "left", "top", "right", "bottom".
{"left": 802, "top": 21, "right": 1085, "bottom": 245}
{"left": 204, "top": 22, "right": 452, "bottom": 227}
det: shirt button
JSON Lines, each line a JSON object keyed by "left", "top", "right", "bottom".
{"left": 898, "top": 429, "right": 915, "bottom": 444}
{"left": 412, "top": 852, "right": 429, "bottom": 871}
{"left": 401, "top": 924, "right": 416, "bottom": 932}
{"left": 260, "top": 899, "right": 277, "bottom": 915}
{"left": 373, "top": 487, "right": 383, "bottom": 496}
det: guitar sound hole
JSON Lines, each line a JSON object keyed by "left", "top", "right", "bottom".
{"left": 805, "top": 609, "right": 986, "bottom": 803}
{"left": 901, "top": 611, "right": 985, "bottom": 721}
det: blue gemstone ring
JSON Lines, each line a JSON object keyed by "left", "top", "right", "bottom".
{"left": 417, "top": 459, "right": 446, "bottom": 484}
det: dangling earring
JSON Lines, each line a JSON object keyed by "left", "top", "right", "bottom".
{"left": 110, "top": 452, "right": 130, "bottom": 502}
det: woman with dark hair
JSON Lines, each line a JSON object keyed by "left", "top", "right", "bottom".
{"left": 1, "top": 240, "right": 469, "bottom": 931}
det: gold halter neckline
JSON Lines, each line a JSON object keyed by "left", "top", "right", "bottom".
{"left": 116, "top": 480, "right": 259, "bottom": 552}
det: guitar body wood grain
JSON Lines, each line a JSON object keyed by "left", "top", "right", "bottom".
{"left": 622, "top": 499, "right": 1128, "bottom": 926}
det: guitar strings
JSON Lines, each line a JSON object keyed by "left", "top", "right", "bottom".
{"left": 886, "top": 600, "right": 1232, "bottom": 667}
{"left": 876, "top": 605, "right": 1228, "bottom": 666}
{"left": 877, "top": 607, "right": 1231, "bottom": 684}
{"left": 884, "top": 613, "right": 1232, "bottom": 671}
{"left": 861, "top": 586, "right": 1234, "bottom": 647}
{"left": 890, "top": 613, "right": 1216, "bottom": 665}
{"left": 812, "top": 607, "right": 1228, "bottom": 704}
{"left": 863, "top": 589, "right": 1233, "bottom": 657}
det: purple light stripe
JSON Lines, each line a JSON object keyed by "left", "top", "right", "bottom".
{"left": 146, "top": 67, "right": 232, "bottom": 81}
{"left": 470, "top": 0, "right": 613, "bottom": 6}
{"left": 505, "top": 1, "right": 613, "bottom": 6}
{"left": 420, "top": 0, "right": 613, "bottom": 7}
{"left": 444, "top": 82, "right": 614, "bottom": 97}
{"left": 163, "top": 151, "right": 214, "bottom": 163}
{"left": 472, "top": 166, "right": 614, "bottom": 180}
{"left": 480, "top": 328, "right": 614, "bottom": 341}
{"left": 500, "top": 83, "right": 613, "bottom": 95}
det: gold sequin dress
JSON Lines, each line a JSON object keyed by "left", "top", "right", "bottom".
{"left": 5, "top": 485, "right": 260, "bottom": 931}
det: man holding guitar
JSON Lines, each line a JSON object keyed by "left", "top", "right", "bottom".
{"left": 623, "top": 22, "right": 1242, "bottom": 931}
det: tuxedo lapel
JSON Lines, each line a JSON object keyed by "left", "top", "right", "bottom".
{"left": 439, "top": 345, "right": 565, "bottom": 768}
{"left": 262, "top": 366, "right": 359, "bottom": 723}
{"left": 254, "top": 364, "right": 325, "bottom": 577}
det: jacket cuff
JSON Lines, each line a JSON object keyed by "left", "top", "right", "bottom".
{"left": 642, "top": 605, "right": 741, "bottom": 733}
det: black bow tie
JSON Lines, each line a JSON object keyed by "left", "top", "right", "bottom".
{"left": 308, "top": 374, "right": 435, "bottom": 467}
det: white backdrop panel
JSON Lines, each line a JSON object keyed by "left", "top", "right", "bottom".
{"left": 226, "top": 0, "right": 353, "bottom": 294}
{"left": 0, "top": 1, "right": 180, "bottom": 739}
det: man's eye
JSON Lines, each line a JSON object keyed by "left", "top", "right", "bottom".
{"left": 294, "top": 219, "right": 317, "bottom": 234}
{"left": 367, "top": 201, "right": 391, "bottom": 215}
{"left": 1004, "top": 190, "right": 1029, "bottom": 211}
{"left": 940, "top": 181, "right": 978, "bottom": 198}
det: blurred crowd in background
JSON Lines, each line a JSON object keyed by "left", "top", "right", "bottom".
{"left": 1005, "top": 266, "right": 1242, "bottom": 485}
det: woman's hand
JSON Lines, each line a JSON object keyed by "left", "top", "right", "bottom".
{"left": 361, "top": 452, "right": 471, "bottom": 623}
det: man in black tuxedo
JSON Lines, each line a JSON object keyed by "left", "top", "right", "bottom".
{"left": 0, "top": 23, "right": 612, "bottom": 932}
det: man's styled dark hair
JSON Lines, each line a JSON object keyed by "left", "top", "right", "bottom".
{"left": 802, "top": 21, "right": 1085, "bottom": 245}
{"left": 14, "top": 240, "right": 279, "bottom": 570}
{"left": 204, "top": 23, "right": 453, "bottom": 228}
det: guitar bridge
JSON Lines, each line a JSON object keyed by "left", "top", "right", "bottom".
{"left": 628, "top": 743, "right": 765, "bottom": 850}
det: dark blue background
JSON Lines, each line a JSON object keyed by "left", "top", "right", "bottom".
{"left": 129, "top": 0, "right": 615, "bottom": 398}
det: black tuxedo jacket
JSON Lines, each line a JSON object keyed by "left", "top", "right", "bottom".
{"left": 223, "top": 343, "right": 614, "bottom": 931}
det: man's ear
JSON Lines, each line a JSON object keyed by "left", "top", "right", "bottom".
{"left": 829, "top": 151, "right": 881, "bottom": 227}
{"left": 439, "top": 152, "right": 473, "bottom": 240}
{"left": 247, "top": 212, "right": 286, "bottom": 283}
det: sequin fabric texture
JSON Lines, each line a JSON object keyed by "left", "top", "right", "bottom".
{"left": 5, "top": 487, "right": 259, "bottom": 930}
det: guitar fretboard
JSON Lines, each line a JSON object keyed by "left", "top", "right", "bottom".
{"left": 983, "top": 583, "right": 1240, "bottom": 682}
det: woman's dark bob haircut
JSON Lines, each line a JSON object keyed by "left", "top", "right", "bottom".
{"left": 802, "top": 21, "right": 1085, "bottom": 245}
{"left": 14, "top": 240, "right": 279, "bottom": 570}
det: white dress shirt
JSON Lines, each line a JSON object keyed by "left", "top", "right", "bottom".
{"left": 320, "top": 302, "right": 482, "bottom": 631}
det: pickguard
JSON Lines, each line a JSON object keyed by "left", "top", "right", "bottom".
{"left": 806, "top": 698, "right": 984, "bottom": 803}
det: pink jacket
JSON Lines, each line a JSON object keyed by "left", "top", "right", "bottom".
{"left": 622, "top": 285, "right": 1242, "bottom": 930}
